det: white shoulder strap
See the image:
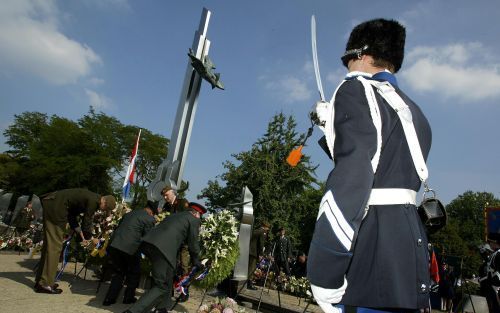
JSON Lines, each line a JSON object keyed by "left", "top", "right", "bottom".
{"left": 365, "top": 80, "right": 429, "bottom": 183}
{"left": 319, "top": 81, "right": 345, "bottom": 161}
{"left": 357, "top": 77, "right": 382, "bottom": 173}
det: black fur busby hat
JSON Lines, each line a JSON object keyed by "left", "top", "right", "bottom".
{"left": 341, "top": 18, "right": 406, "bottom": 73}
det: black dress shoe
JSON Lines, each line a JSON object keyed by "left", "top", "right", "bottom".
{"left": 247, "top": 283, "right": 258, "bottom": 290}
{"left": 153, "top": 308, "right": 168, "bottom": 313}
{"left": 34, "top": 284, "right": 63, "bottom": 294}
{"left": 102, "top": 298, "right": 116, "bottom": 306}
{"left": 178, "top": 293, "right": 189, "bottom": 302}
{"left": 122, "top": 297, "right": 137, "bottom": 304}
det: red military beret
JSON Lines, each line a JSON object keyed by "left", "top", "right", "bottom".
{"left": 189, "top": 202, "right": 207, "bottom": 215}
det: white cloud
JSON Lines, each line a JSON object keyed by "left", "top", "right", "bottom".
{"left": 0, "top": 0, "right": 101, "bottom": 85}
{"left": 85, "top": 89, "right": 112, "bottom": 109}
{"left": 400, "top": 42, "right": 500, "bottom": 102}
{"left": 264, "top": 76, "right": 312, "bottom": 103}
{"left": 260, "top": 58, "right": 316, "bottom": 104}
{"left": 88, "top": 77, "right": 105, "bottom": 86}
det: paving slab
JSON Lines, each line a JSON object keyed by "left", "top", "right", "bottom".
{"left": 0, "top": 252, "right": 323, "bottom": 313}
{"left": 0, "top": 252, "right": 209, "bottom": 313}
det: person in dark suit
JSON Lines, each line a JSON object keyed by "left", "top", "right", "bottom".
{"left": 102, "top": 200, "right": 158, "bottom": 306}
{"left": 247, "top": 221, "right": 270, "bottom": 290}
{"left": 291, "top": 251, "right": 307, "bottom": 278}
{"left": 161, "top": 185, "right": 191, "bottom": 302}
{"left": 123, "top": 202, "right": 206, "bottom": 313}
{"left": 274, "top": 226, "right": 292, "bottom": 276}
{"left": 161, "top": 186, "right": 189, "bottom": 214}
{"left": 34, "top": 188, "right": 116, "bottom": 294}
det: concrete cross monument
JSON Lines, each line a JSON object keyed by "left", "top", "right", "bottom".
{"left": 148, "top": 7, "right": 220, "bottom": 204}
{"left": 146, "top": 7, "right": 255, "bottom": 288}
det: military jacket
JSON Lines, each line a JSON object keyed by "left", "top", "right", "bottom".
{"left": 163, "top": 197, "right": 189, "bottom": 214}
{"left": 42, "top": 188, "right": 100, "bottom": 234}
{"left": 110, "top": 209, "right": 156, "bottom": 255}
{"left": 275, "top": 235, "right": 292, "bottom": 262}
{"left": 12, "top": 206, "right": 34, "bottom": 229}
{"left": 142, "top": 211, "right": 201, "bottom": 268}
{"left": 307, "top": 72, "right": 432, "bottom": 309}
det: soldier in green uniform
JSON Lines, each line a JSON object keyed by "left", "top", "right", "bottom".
{"left": 34, "top": 188, "right": 116, "bottom": 294}
{"left": 247, "top": 221, "right": 270, "bottom": 290}
{"left": 124, "top": 202, "right": 206, "bottom": 313}
{"left": 103, "top": 200, "right": 158, "bottom": 306}
{"left": 12, "top": 200, "right": 35, "bottom": 234}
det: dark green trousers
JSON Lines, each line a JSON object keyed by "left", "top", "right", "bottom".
{"left": 248, "top": 255, "right": 258, "bottom": 281}
{"left": 128, "top": 243, "right": 174, "bottom": 313}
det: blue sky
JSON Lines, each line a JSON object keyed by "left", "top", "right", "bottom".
{"left": 1, "top": 0, "right": 499, "bottom": 205}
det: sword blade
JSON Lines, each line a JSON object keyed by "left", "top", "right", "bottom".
{"left": 311, "top": 15, "right": 325, "bottom": 101}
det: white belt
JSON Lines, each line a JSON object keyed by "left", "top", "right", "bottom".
{"left": 367, "top": 188, "right": 417, "bottom": 206}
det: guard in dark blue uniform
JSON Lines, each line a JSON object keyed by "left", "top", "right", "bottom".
{"left": 307, "top": 19, "right": 432, "bottom": 313}
{"left": 102, "top": 201, "right": 158, "bottom": 306}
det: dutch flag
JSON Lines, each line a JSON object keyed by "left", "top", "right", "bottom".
{"left": 122, "top": 129, "right": 141, "bottom": 200}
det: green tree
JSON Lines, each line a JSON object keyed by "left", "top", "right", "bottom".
{"left": 446, "top": 191, "right": 500, "bottom": 245}
{"left": 3, "top": 112, "right": 48, "bottom": 158}
{"left": 429, "top": 191, "right": 500, "bottom": 277}
{"left": 0, "top": 153, "right": 28, "bottom": 194}
{"left": 2, "top": 110, "right": 169, "bottom": 202}
{"left": 199, "top": 113, "right": 321, "bottom": 251}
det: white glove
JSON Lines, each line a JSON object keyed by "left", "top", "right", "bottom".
{"left": 311, "top": 100, "right": 330, "bottom": 131}
{"left": 311, "top": 278, "right": 348, "bottom": 313}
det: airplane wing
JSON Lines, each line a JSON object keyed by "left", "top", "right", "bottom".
{"left": 204, "top": 56, "right": 216, "bottom": 69}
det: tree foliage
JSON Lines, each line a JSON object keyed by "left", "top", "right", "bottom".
{"left": 429, "top": 191, "right": 500, "bottom": 277}
{"left": 199, "top": 113, "right": 322, "bottom": 252}
{"left": 2, "top": 109, "right": 169, "bottom": 207}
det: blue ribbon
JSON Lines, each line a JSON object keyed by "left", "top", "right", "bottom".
{"left": 55, "top": 236, "right": 72, "bottom": 281}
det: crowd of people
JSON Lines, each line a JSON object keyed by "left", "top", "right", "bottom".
{"left": 0, "top": 186, "right": 208, "bottom": 313}
{"left": 246, "top": 221, "right": 309, "bottom": 291}
{"left": 6, "top": 193, "right": 500, "bottom": 313}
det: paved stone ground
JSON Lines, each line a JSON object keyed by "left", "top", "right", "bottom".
{"left": 0, "top": 252, "right": 321, "bottom": 313}
{"left": 0, "top": 252, "right": 217, "bottom": 313}
{"left": 238, "top": 285, "right": 322, "bottom": 313}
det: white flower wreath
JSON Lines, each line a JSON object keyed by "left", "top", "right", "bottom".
{"left": 195, "top": 209, "right": 240, "bottom": 289}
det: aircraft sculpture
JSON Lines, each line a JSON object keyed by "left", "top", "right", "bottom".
{"left": 187, "top": 48, "right": 224, "bottom": 90}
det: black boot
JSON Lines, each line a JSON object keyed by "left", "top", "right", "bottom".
{"left": 122, "top": 287, "right": 137, "bottom": 304}
{"left": 102, "top": 298, "right": 116, "bottom": 306}
{"left": 247, "top": 281, "right": 257, "bottom": 290}
{"left": 178, "top": 292, "right": 189, "bottom": 302}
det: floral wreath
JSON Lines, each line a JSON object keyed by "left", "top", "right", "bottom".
{"left": 194, "top": 209, "right": 240, "bottom": 289}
